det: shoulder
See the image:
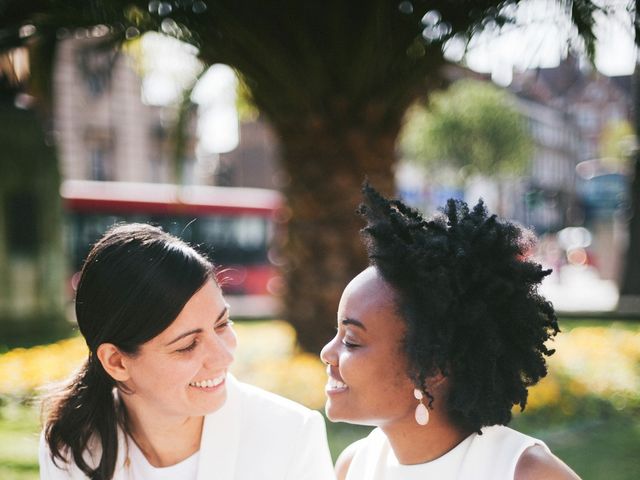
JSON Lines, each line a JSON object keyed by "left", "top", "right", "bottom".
{"left": 38, "top": 431, "right": 82, "bottom": 480}
{"left": 335, "top": 439, "right": 366, "bottom": 480}
{"left": 459, "top": 425, "right": 577, "bottom": 480}
{"left": 39, "top": 425, "right": 128, "bottom": 480}
{"left": 515, "top": 445, "right": 581, "bottom": 480}
{"left": 479, "top": 424, "right": 532, "bottom": 442}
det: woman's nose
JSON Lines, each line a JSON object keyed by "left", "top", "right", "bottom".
{"left": 203, "top": 332, "right": 235, "bottom": 369}
{"left": 320, "top": 335, "right": 338, "bottom": 366}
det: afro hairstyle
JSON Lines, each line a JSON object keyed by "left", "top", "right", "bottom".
{"left": 358, "top": 182, "right": 559, "bottom": 433}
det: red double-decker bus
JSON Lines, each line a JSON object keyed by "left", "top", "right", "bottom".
{"left": 61, "top": 180, "right": 284, "bottom": 317}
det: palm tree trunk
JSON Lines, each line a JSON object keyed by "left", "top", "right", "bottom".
{"left": 277, "top": 128, "right": 396, "bottom": 352}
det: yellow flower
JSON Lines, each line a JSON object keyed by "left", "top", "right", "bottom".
{"left": 526, "top": 376, "right": 561, "bottom": 411}
{"left": 0, "top": 337, "right": 87, "bottom": 395}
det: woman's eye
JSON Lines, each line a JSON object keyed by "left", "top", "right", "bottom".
{"left": 215, "top": 319, "right": 234, "bottom": 330}
{"left": 342, "top": 339, "right": 360, "bottom": 349}
{"left": 176, "top": 340, "right": 198, "bottom": 353}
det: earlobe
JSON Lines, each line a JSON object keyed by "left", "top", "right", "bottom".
{"left": 96, "top": 343, "right": 131, "bottom": 382}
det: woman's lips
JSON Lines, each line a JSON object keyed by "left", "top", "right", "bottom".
{"left": 189, "top": 373, "right": 226, "bottom": 391}
{"left": 325, "top": 367, "right": 348, "bottom": 395}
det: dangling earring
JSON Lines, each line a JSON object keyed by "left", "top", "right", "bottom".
{"left": 413, "top": 388, "right": 429, "bottom": 426}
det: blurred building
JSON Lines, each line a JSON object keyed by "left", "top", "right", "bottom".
{"left": 53, "top": 36, "right": 280, "bottom": 189}
{"left": 510, "top": 72, "right": 583, "bottom": 233}
{"left": 395, "top": 57, "right": 632, "bottom": 282}
{"left": 512, "top": 56, "right": 632, "bottom": 179}
{"left": 510, "top": 56, "right": 633, "bottom": 281}
{"left": 53, "top": 37, "right": 189, "bottom": 183}
{"left": 215, "top": 119, "right": 281, "bottom": 189}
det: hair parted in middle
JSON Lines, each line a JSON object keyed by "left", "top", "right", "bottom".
{"left": 358, "top": 182, "right": 559, "bottom": 433}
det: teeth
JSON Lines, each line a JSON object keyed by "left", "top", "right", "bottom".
{"left": 190, "top": 374, "right": 225, "bottom": 388}
{"left": 327, "top": 378, "right": 347, "bottom": 390}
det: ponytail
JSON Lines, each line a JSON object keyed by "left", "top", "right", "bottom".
{"left": 41, "top": 224, "right": 215, "bottom": 478}
{"left": 44, "top": 355, "right": 122, "bottom": 480}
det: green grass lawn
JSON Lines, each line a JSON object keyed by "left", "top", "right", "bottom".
{"left": 4, "top": 400, "right": 638, "bottom": 480}
{"left": 520, "top": 417, "right": 640, "bottom": 480}
{"left": 0, "top": 401, "right": 40, "bottom": 480}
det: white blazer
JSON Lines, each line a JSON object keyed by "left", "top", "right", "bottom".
{"left": 39, "top": 375, "right": 336, "bottom": 479}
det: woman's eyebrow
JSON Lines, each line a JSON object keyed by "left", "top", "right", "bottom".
{"left": 342, "top": 318, "right": 367, "bottom": 331}
{"left": 217, "top": 304, "right": 230, "bottom": 321}
{"left": 166, "top": 304, "right": 231, "bottom": 346}
{"left": 166, "top": 328, "right": 201, "bottom": 346}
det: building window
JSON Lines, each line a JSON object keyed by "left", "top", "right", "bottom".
{"left": 77, "top": 44, "right": 118, "bottom": 97}
{"left": 90, "top": 147, "right": 110, "bottom": 181}
{"left": 85, "top": 128, "right": 113, "bottom": 181}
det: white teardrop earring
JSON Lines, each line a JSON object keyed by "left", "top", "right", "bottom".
{"left": 413, "top": 388, "right": 429, "bottom": 426}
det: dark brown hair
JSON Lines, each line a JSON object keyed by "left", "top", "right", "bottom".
{"left": 43, "top": 223, "right": 214, "bottom": 479}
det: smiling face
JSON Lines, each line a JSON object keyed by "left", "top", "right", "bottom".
{"left": 320, "top": 267, "right": 417, "bottom": 427}
{"left": 118, "top": 279, "right": 237, "bottom": 420}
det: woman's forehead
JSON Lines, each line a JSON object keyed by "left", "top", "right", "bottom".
{"left": 148, "top": 280, "right": 224, "bottom": 343}
{"left": 339, "top": 268, "right": 400, "bottom": 327}
{"left": 344, "top": 267, "right": 394, "bottom": 301}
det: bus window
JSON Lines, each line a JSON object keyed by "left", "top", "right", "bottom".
{"left": 61, "top": 180, "right": 283, "bottom": 311}
{"left": 194, "top": 216, "right": 269, "bottom": 265}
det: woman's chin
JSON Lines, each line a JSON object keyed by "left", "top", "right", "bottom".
{"left": 191, "top": 387, "right": 228, "bottom": 416}
{"left": 324, "top": 402, "right": 359, "bottom": 424}
{"left": 324, "top": 402, "right": 343, "bottom": 422}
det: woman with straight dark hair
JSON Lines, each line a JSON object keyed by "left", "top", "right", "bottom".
{"left": 40, "top": 223, "right": 333, "bottom": 480}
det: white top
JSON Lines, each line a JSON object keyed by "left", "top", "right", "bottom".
{"left": 346, "top": 425, "right": 549, "bottom": 480}
{"left": 39, "top": 375, "right": 335, "bottom": 480}
{"left": 127, "top": 439, "right": 199, "bottom": 480}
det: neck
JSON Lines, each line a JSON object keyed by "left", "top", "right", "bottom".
{"left": 381, "top": 413, "right": 471, "bottom": 465}
{"left": 121, "top": 397, "right": 204, "bottom": 468}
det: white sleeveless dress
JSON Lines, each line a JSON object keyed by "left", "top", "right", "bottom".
{"left": 345, "top": 425, "right": 549, "bottom": 480}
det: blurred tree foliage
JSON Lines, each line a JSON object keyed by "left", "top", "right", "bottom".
{"left": 0, "top": 0, "right": 637, "bottom": 351}
{"left": 401, "top": 79, "right": 532, "bottom": 182}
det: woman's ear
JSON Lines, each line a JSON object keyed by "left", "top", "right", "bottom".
{"left": 96, "top": 343, "right": 131, "bottom": 382}
{"left": 429, "top": 371, "right": 447, "bottom": 389}
{"left": 421, "top": 370, "right": 449, "bottom": 397}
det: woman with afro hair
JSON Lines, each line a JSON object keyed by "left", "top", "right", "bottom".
{"left": 321, "top": 184, "right": 580, "bottom": 480}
